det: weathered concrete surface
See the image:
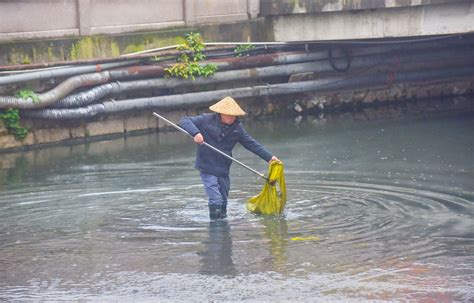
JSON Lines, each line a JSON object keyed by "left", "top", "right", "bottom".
{"left": 0, "top": 108, "right": 189, "bottom": 151}
{"left": 0, "top": 18, "right": 272, "bottom": 66}
{"left": 1, "top": 79, "right": 473, "bottom": 153}
{"left": 260, "top": 0, "right": 470, "bottom": 15}
{"left": 291, "top": 80, "right": 474, "bottom": 114}
{"left": 272, "top": 1, "right": 474, "bottom": 41}
{"left": 1, "top": 0, "right": 466, "bottom": 43}
{"left": 0, "top": 0, "right": 258, "bottom": 42}
{"left": 1, "top": 0, "right": 473, "bottom": 65}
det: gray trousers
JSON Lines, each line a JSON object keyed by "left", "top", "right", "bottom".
{"left": 200, "top": 172, "right": 230, "bottom": 206}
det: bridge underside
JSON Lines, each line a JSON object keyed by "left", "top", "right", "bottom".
{"left": 0, "top": 1, "right": 473, "bottom": 66}
{"left": 269, "top": 1, "right": 474, "bottom": 41}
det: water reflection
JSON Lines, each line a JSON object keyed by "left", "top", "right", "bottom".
{"left": 199, "top": 220, "right": 236, "bottom": 276}
{"left": 5, "top": 156, "right": 29, "bottom": 184}
{"left": 261, "top": 216, "right": 289, "bottom": 272}
{"left": 0, "top": 114, "right": 473, "bottom": 301}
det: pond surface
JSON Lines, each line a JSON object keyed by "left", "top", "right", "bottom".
{"left": 0, "top": 114, "right": 473, "bottom": 301}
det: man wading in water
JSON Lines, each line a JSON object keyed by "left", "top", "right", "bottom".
{"left": 179, "top": 96, "right": 280, "bottom": 220}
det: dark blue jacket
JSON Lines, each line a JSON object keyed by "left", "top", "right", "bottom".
{"left": 179, "top": 113, "right": 273, "bottom": 177}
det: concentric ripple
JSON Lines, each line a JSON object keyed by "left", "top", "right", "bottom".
{"left": 0, "top": 115, "right": 473, "bottom": 301}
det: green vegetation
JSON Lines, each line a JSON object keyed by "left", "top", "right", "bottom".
{"left": 70, "top": 36, "right": 121, "bottom": 60}
{"left": 15, "top": 89, "right": 39, "bottom": 103}
{"left": 165, "top": 32, "right": 218, "bottom": 80}
{"left": 0, "top": 108, "right": 28, "bottom": 140}
{"left": 234, "top": 44, "right": 255, "bottom": 57}
{"left": 0, "top": 89, "right": 36, "bottom": 140}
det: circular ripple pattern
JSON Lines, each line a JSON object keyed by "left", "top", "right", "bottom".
{"left": 0, "top": 116, "right": 473, "bottom": 301}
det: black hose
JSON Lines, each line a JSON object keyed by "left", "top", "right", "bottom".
{"left": 328, "top": 47, "right": 351, "bottom": 72}
{"left": 22, "top": 65, "right": 474, "bottom": 120}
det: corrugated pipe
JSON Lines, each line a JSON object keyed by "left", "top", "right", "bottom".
{"left": 0, "top": 60, "right": 140, "bottom": 86}
{"left": 0, "top": 72, "right": 112, "bottom": 109}
{"left": 22, "top": 65, "right": 474, "bottom": 120}
{"left": 54, "top": 61, "right": 340, "bottom": 108}
{"left": 53, "top": 47, "right": 474, "bottom": 108}
{"left": 0, "top": 64, "right": 169, "bottom": 109}
{"left": 5, "top": 46, "right": 473, "bottom": 109}
{"left": 0, "top": 50, "right": 334, "bottom": 109}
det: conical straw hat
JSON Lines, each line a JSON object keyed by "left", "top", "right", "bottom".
{"left": 209, "top": 96, "right": 246, "bottom": 116}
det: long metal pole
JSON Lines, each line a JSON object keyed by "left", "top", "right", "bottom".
{"left": 152, "top": 112, "right": 268, "bottom": 181}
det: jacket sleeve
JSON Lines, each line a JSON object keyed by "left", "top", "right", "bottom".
{"left": 179, "top": 115, "right": 206, "bottom": 136}
{"left": 238, "top": 125, "right": 273, "bottom": 162}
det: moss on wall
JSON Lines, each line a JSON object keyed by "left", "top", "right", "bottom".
{"left": 70, "top": 36, "right": 121, "bottom": 60}
{"left": 0, "top": 19, "right": 272, "bottom": 66}
{"left": 0, "top": 29, "right": 193, "bottom": 65}
{"left": 0, "top": 32, "right": 184, "bottom": 65}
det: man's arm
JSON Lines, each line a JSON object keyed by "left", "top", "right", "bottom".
{"left": 179, "top": 116, "right": 202, "bottom": 136}
{"left": 179, "top": 115, "right": 206, "bottom": 144}
{"left": 238, "top": 126, "right": 274, "bottom": 162}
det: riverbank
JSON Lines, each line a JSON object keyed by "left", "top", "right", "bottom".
{"left": 1, "top": 95, "right": 473, "bottom": 175}
{"left": 1, "top": 32, "right": 473, "bottom": 153}
{"left": 1, "top": 79, "right": 472, "bottom": 153}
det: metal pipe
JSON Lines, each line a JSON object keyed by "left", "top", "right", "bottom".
{"left": 7, "top": 45, "right": 471, "bottom": 110}
{"left": 0, "top": 72, "right": 113, "bottom": 109}
{"left": 152, "top": 112, "right": 268, "bottom": 181}
{"left": 102, "top": 66, "right": 474, "bottom": 114}
{"left": 53, "top": 61, "right": 335, "bottom": 108}
{"left": 121, "top": 33, "right": 467, "bottom": 56}
{"left": 2, "top": 33, "right": 472, "bottom": 72}
{"left": 0, "top": 65, "right": 74, "bottom": 75}
{"left": 22, "top": 65, "right": 474, "bottom": 120}
{"left": 0, "top": 51, "right": 324, "bottom": 109}
{"left": 0, "top": 65, "right": 167, "bottom": 109}
{"left": 52, "top": 47, "right": 474, "bottom": 108}
{"left": 23, "top": 104, "right": 106, "bottom": 120}
{"left": 121, "top": 41, "right": 293, "bottom": 57}
{"left": 0, "top": 60, "right": 139, "bottom": 86}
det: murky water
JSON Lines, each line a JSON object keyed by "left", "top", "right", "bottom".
{"left": 1, "top": 114, "right": 473, "bottom": 301}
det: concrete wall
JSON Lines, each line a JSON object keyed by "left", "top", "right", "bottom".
{"left": 81, "top": 0, "right": 185, "bottom": 35}
{"left": 1, "top": 0, "right": 473, "bottom": 43}
{"left": 0, "top": 0, "right": 79, "bottom": 42}
{"left": 193, "top": 0, "right": 254, "bottom": 24}
{"left": 272, "top": 1, "right": 474, "bottom": 41}
{"left": 0, "top": 0, "right": 259, "bottom": 42}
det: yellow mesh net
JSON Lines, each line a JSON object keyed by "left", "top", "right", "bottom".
{"left": 246, "top": 161, "right": 286, "bottom": 215}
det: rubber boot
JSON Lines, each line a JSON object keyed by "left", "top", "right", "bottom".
{"left": 220, "top": 204, "right": 227, "bottom": 219}
{"left": 209, "top": 204, "right": 222, "bottom": 220}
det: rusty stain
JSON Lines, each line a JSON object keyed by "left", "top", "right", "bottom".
{"left": 249, "top": 68, "right": 259, "bottom": 78}
{"left": 123, "top": 65, "right": 166, "bottom": 77}
{"left": 211, "top": 52, "right": 282, "bottom": 69}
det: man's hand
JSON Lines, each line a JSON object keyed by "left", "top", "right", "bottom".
{"left": 194, "top": 133, "right": 204, "bottom": 144}
{"left": 269, "top": 156, "right": 281, "bottom": 163}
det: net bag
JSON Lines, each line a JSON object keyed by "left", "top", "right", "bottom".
{"left": 246, "top": 161, "right": 286, "bottom": 215}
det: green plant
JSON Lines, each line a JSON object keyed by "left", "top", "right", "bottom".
{"left": 165, "top": 32, "right": 218, "bottom": 80}
{"left": 0, "top": 108, "right": 28, "bottom": 140}
{"left": 15, "top": 89, "right": 39, "bottom": 103}
{"left": 234, "top": 44, "right": 255, "bottom": 57}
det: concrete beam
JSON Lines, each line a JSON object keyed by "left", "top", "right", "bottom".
{"left": 260, "top": 0, "right": 472, "bottom": 15}
{"left": 248, "top": 0, "right": 260, "bottom": 18}
{"left": 272, "top": 2, "right": 474, "bottom": 41}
